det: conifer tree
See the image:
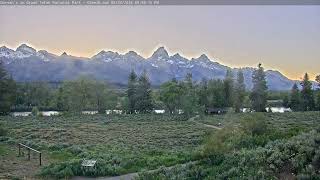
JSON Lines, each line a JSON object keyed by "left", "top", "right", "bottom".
{"left": 224, "top": 69, "right": 234, "bottom": 107}
{"left": 234, "top": 69, "right": 246, "bottom": 113}
{"left": 127, "top": 70, "right": 138, "bottom": 114}
{"left": 289, "top": 83, "right": 301, "bottom": 111}
{"left": 300, "top": 73, "right": 315, "bottom": 111}
{"left": 199, "top": 78, "right": 209, "bottom": 110}
{"left": 250, "top": 63, "right": 268, "bottom": 112}
{"left": 135, "top": 70, "right": 153, "bottom": 113}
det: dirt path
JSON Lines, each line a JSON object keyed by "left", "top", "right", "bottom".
{"left": 73, "top": 173, "right": 138, "bottom": 180}
{"left": 188, "top": 115, "right": 222, "bottom": 130}
{"left": 72, "top": 161, "right": 198, "bottom": 180}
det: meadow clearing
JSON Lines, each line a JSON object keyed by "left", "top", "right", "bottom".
{"left": 0, "top": 112, "right": 319, "bottom": 179}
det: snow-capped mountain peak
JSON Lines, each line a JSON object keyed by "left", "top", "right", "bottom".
{"left": 172, "top": 53, "right": 182, "bottom": 59}
{"left": 16, "top": 44, "right": 37, "bottom": 55}
{"left": 169, "top": 53, "right": 189, "bottom": 66}
{"left": 92, "top": 50, "right": 120, "bottom": 62}
{"left": 0, "top": 46, "right": 11, "bottom": 51}
{"left": 0, "top": 46, "right": 16, "bottom": 60}
{"left": 0, "top": 46, "right": 14, "bottom": 53}
{"left": 61, "top": 52, "right": 68, "bottom": 56}
{"left": 38, "top": 50, "right": 49, "bottom": 55}
{"left": 125, "top": 50, "right": 138, "bottom": 57}
{"left": 151, "top": 47, "right": 169, "bottom": 60}
{"left": 196, "top": 54, "right": 210, "bottom": 62}
{"left": 37, "top": 50, "right": 57, "bottom": 61}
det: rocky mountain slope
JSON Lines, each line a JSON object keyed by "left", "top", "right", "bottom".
{"left": 0, "top": 44, "right": 309, "bottom": 90}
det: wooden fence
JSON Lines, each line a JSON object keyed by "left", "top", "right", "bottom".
{"left": 18, "top": 143, "right": 42, "bottom": 166}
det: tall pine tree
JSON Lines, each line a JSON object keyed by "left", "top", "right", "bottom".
{"left": 289, "top": 83, "right": 301, "bottom": 111}
{"left": 234, "top": 69, "right": 246, "bottom": 113}
{"left": 127, "top": 70, "right": 138, "bottom": 114}
{"left": 199, "top": 78, "right": 209, "bottom": 110}
{"left": 250, "top": 63, "right": 268, "bottom": 112}
{"left": 135, "top": 70, "right": 153, "bottom": 113}
{"left": 224, "top": 69, "right": 234, "bottom": 107}
{"left": 300, "top": 73, "right": 315, "bottom": 111}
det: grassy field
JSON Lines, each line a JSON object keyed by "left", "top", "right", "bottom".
{"left": 0, "top": 112, "right": 320, "bottom": 179}
{"left": 0, "top": 114, "right": 212, "bottom": 179}
{"left": 197, "top": 111, "right": 320, "bottom": 130}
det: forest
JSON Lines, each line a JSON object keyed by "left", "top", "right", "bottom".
{"left": 1, "top": 62, "right": 320, "bottom": 116}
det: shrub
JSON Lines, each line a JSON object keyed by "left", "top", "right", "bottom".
{"left": 0, "top": 123, "right": 8, "bottom": 136}
{"left": 31, "top": 107, "right": 40, "bottom": 116}
{"left": 240, "top": 113, "right": 268, "bottom": 136}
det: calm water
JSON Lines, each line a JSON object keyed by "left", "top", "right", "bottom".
{"left": 11, "top": 107, "right": 292, "bottom": 117}
{"left": 242, "top": 107, "right": 292, "bottom": 113}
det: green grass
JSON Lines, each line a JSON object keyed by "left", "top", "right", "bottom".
{"left": 138, "top": 112, "right": 320, "bottom": 179}
{"left": 48, "top": 150, "right": 74, "bottom": 161}
{"left": 1, "top": 112, "right": 320, "bottom": 179}
{"left": 197, "top": 111, "right": 320, "bottom": 131}
{"left": 0, "top": 144, "right": 8, "bottom": 155}
{"left": 0, "top": 114, "right": 212, "bottom": 178}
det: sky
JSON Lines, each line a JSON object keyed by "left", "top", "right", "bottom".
{"left": 0, "top": 5, "right": 319, "bottom": 80}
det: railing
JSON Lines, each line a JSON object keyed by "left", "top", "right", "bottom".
{"left": 18, "top": 143, "right": 42, "bottom": 166}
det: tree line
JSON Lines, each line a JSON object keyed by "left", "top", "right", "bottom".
{"left": 286, "top": 73, "right": 320, "bottom": 111}
{"left": 0, "top": 61, "right": 319, "bottom": 115}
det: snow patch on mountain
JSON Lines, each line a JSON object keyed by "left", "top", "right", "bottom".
{"left": 150, "top": 47, "right": 169, "bottom": 60}
{"left": 0, "top": 44, "right": 55, "bottom": 62}
{"left": 0, "top": 44, "right": 304, "bottom": 90}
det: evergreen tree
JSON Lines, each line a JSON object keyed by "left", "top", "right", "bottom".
{"left": 250, "top": 63, "right": 268, "bottom": 112}
{"left": 300, "top": 73, "right": 315, "bottom": 111}
{"left": 56, "top": 87, "right": 64, "bottom": 111}
{"left": 224, "top": 69, "right": 234, "bottom": 107}
{"left": 0, "top": 62, "right": 16, "bottom": 115}
{"left": 127, "top": 70, "right": 138, "bottom": 114}
{"left": 199, "top": 78, "right": 209, "bottom": 110}
{"left": 282, "top": 95, "right": 289, "bottom": 108}
{"left": 234, "top": 69, "right": 246, "bottom": 113}
{"left": 289, "top": 83, "right": 301, "bottom": 111}
{"left": 135, "top": 70, "right": 153, "bottom": 113}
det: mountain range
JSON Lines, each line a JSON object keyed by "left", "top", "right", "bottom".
{"left": 0, "top": 44, "right": 313, "bottom": 90}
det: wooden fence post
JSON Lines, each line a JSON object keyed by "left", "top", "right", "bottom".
{"left": 28, "top": 148, "right": 30, "bottom": 160}
{"left": 18, "top": 143, "right": 42, "bottom": 166}
{"left": 18, "top": 144, "right": 21, "bottom": 157}
{"left": 39, "top": 152, "right": 42, "bottom": 166}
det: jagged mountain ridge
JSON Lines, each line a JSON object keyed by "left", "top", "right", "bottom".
{"left": 0, "top": 44, "right": 306, "bottom": 90}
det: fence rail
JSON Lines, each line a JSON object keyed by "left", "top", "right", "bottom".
{"left": 18, "top": 143, "right": 42, "bottom": 166}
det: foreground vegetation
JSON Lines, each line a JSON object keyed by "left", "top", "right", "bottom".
{"left": 0, "top": 114, "right": 211, "bottom": 179}
{"left": 0, "top": 112, "right": 320, "bottom": 179}
{"left": 137, "top": 112, "right": 320, "bottom": 179}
